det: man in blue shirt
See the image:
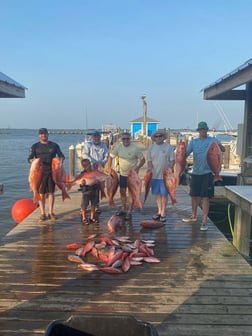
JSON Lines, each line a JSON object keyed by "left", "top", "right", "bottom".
{"left": 182, "top": 121, "right": 225, "bottom": 231}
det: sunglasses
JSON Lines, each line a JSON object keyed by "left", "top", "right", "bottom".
{"left": 154, "top": 134, "right": 163, "bottom": 138}
{"left": 122, "top": 138, "right": 130, "bottom": 140}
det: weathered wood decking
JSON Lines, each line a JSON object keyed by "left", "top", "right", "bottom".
{"left": 1, "top": 180, "right": 252, "bottom": 336}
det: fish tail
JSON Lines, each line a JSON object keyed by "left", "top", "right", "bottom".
{"left": 108, "top": 199, "right": 115, "bottom": 207}
{"left": 62, "top": 191, "right": 71, "bottom": 201}
{"left": 33, "top": 192, "right": 42, "bottom": 203}
{"left": 134, "top": 199, "right": 143, "bottom": 209}
{"left": 100, "top": 190, "right": 107, "bottom": 199}
{"left": 213, "top": 175, "right": 223, "bottom": 183}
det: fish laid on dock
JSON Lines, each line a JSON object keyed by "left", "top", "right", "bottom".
{"left": 66, "top": 235, "right": 158, "bottom": 274}
{"left": 29, "top": 158, "right": 43, "bottom": 202}
{"left": 140, "top": 220, "right": 165, "bottom": 229}
{"left": 207, "top": 142, "right": 223, "bottom": 182}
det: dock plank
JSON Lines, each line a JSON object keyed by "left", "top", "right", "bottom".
{"left": 0, "top": 181, "right": 252, "bottom": 336}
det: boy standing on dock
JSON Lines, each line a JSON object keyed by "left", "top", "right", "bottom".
{"left": 78, "top": 159, "right": 99, "bottom": 224}
{"left": 28, "top": 128, "right": 65, "bottom": 221}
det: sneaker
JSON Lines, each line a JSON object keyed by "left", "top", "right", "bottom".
{"left": 182, "top": 216, "right": 197, "bottom": 222}
{"left": 48, "top": 213, "right": 57, "bottom": 220}
{"left": 159, "top": 216, "right": 166, "bottom": 222}
{"left": 200, "top": 223, "right": 208, "bottom": 231}
{"left": 125, "top": 213, "right": 132, "bottom": 221}
{"left": 39, "top": 214, "right": 47, "bottom": 221}
{"left": 152, "top": 213, "right": 160, "bottom": 220}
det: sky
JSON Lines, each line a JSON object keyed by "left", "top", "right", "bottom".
{"left": 1, "top": 0, "right": 252, "bottom": 131}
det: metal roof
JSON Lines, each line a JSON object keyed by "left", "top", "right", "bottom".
{"left": 0, "top": 72, "right": 26, "bottom": 98}
{"left": 203, "top": 59, "right": 252, "bottom": 100}
{"left": 129, "top": 116, "right": 159, "bottom": 123}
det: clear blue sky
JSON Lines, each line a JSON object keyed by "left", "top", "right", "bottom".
{"left": 1, "top": 0, "right": 252, "bottom": 130}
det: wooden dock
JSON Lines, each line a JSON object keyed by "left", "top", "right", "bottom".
{"left": 1, "top": 182, "right": 252, "bottom": 336}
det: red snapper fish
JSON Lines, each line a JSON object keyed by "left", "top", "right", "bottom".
{"left": 207, "top": 142, "right": 223, "bottom": 182}
{"left": 143, "top": 170, "right": 152, "bottom": 203}
{"left": 127, "top": 169, "right": 142, "bottom": 209}
{"left": 107, "top": 214, "right": 120, "bottom": 234}
{"left": 175, "top": 140, "right": 186, "bottom": 186}
{"left": 51, "top": 158, "right": 71, "bottom": 201}
{"left": 67, "top": 170, "right": 109, "bottom": 190}
{"left": 29, "top": 158, "right": 43, "bottom": 202}
{"left": 106, "top": 169, "right": 119, "bottom": 206}
{"left": 139, "top": 220, "right": 165, "bottom": 229}
{"left": 163, "top": 168, "right": 177, "bottom": 205}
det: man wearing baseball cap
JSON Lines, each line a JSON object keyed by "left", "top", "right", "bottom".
{"left": 182, "top": 121, "right": 225, "bottom": 231}
{"left": 28, "top": 128, "right": 65, "bottom": 221}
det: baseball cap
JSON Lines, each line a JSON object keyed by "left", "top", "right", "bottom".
{"left": 196, "top": 121, "right": 209, "bottom": 131}
{"left": 38, "top": 128, "right": 48, "bottom": 134}
{"left": 92, "top": 130, "right": 101, "bottom": 136}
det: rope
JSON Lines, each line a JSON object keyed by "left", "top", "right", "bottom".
{"left": 227, "top": 203, "right": 234, "bottom": 238}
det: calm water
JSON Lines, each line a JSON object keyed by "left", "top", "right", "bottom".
{"left": 0, "top": 129, "right": 85, "bottom": 239}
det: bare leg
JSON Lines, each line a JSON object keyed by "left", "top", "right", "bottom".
{"left": 90, "top": 205, "right": 96, "bottom": 220}
{"left": 160, "top": 196, "right": 168, "bottom": 217}
{"left": 120, "top": 187, "right": 127, "bottom": 211}
{"left": 48, "top": 193, "right": 55, "bottom": 215}
{"left": 191, "top": 196, "right": 199, "bottom": 219}
{"left": 127, "top": 196, "right": 135, "bottom": 214}
{"left": 39, "top": 194, "right": 46, "bottom": 215}
{"left": 156, "top": 195, "right": 162, "bottom": 215}
{"left": 201, "top": 197, "right": 209, "bottom": 224}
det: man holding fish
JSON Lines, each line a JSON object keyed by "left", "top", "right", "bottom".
{"left": 82, "top": 130, "right": 109, "bottom": 214}
{"left": 28, "top": 128, "right": 66, "bottom": 221}
{"left": 107, "top": 131, "right": 145, "bottom": 220}
{"left": 182, "top": 121, "right": 225, "bottom": 231}
{"left": 147, "top": 129, "right": 175, "bottom": 222}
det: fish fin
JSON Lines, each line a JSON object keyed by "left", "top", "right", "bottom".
{"left": 62, "top": 191, "right": 71, "bottom": 201}
{"left": 134, "top": 199, "right": 143, "bottom": 209}
{"left": 100, "top": 190, "right": 107, "bottom": 199}
{"left": 213, "top": 175, "right": 223, "bottom": 182}
{"left": 33, "top": 192, "right": 42, "bottom": 202}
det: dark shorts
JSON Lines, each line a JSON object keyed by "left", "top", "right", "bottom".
{"left": 39, "top": 172, "right": 55, "bottom": 194}
{"left": 189, "top": 173, "right": 214, "bottom": 198}
{"left": 119, "top": 175, "right": 128, "bottom": 189}
{"left": 151, "top": 179, "right": 168, "bottom": 197}
{"left": 81, "top": 185, "right": 99, "bottom": 209}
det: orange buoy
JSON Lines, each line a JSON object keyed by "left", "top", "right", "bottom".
{"left": 11, "top": 198, "right": 38, "bottom": 224}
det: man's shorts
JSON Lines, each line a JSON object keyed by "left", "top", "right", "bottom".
{"left": 189, "top": 173, "right": 214, "bottom": 198}
{"left": 119, "top": 175, "right": 128, "bottom": 189}
{"left": 151, "top": 179, "right": 168, "bottom": 197}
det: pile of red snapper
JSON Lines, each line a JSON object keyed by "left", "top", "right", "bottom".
{"left": 66, "top": 234, "right": 160, "bottom": 274}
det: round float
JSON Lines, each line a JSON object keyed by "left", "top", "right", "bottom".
{"left": 11, "top": 198, "right": 38, "bottom": 224}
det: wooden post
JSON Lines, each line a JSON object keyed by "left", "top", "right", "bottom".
{"left": 69, "top": 145, "right": 75, "bottom": 180}
{"left": 223, "top": 144, "right": 230, "bottom": 169}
